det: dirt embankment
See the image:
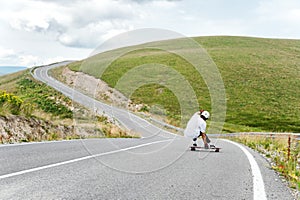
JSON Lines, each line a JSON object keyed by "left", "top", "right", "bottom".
{"left": 0, "top": 114, "right": 137, "bottom": 144}
{"left": 0, "top": 115, "right": 77, "bottom": 144}
{"left": 61, "top": 67, "right": 146, "bottom": 112}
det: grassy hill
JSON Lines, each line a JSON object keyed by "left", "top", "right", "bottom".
{"left": 66, "top": 36, "right": 300, "bottom": 133}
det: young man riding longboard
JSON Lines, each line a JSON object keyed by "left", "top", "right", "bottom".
{"left": 184, "top": 110, "right": 211, "bottom": 149}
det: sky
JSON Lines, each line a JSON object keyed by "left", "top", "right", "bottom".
{"left": 0, "top": 0, "right": 300, "bottom": 67}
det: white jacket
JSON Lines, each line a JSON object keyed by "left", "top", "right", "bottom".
{"left": 184, "top": 112, "right": 206, "bottom": 138}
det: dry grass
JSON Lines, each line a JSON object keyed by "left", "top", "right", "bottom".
{"left": 230, "top": 134, "right": 300, "bottom": 190}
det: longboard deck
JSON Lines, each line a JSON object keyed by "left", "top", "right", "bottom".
{"left": 190, "top": 146, "right": 221, "bottom": 152}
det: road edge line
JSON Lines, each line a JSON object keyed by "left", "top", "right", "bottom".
{"left": 221, "top": 139, "right": 267, "bottom": 200}
{"left": 0, "top": 139, "right": 172, "bottom": 180}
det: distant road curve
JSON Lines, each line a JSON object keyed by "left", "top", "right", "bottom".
{"left": 0, "top": 62, "right": 295, "bottom": 200}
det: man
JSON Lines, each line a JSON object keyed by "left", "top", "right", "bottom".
{"left": 184, "top": 110, "right": 210, "bottom": 148}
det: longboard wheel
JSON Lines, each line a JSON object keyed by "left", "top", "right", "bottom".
{"left": 215, "top": 148, "right": 220, "bottom": 152}
{"left": 191, "top": 147, "right": 196, "bottom": 151}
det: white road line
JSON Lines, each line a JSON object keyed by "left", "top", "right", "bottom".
{"left": 222, "top": 139, "right": 267, "bottom": 200}
{"left": 0, "top": 139, "right": 172, "bottom": 180}
{"left": 0, "top": 139, "right": 81, "bottom": 148}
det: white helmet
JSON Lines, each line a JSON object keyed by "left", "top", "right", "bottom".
{"left": 201, "top": 111, "right": 210, "bottom": 119}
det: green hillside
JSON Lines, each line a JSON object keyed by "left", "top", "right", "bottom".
{"left": 67, "top": 36, "right": 300, "bottom": 133}
{"left": 0, "top": 70, "right": 73, "bottom": 120}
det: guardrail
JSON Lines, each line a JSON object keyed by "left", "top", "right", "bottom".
{"left": 143, "top": 114, "right": 300, "bottom": 142}
{"left": 218, "top": 132, "right": 300, "bottom": 140}
{"left": 148, "top": 117, "right": 184, "bottom": 132}
{"left": 146, "top": 115, "right": 300, "bottom": 146}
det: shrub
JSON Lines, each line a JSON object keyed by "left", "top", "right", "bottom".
{"left": 17, "top": 78, "right": 73, "bottom": 118}
{"left": 0, "top": 90, "right": 25, "bottom": 115}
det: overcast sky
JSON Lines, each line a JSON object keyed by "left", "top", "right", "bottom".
{"left": 0, "top": 0, "right": 300, "bottom": 67}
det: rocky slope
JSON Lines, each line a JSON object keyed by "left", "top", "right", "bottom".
{"left": 61, "top": 67, "right": 146, "bottom": 112}
{"left": 0, "top": 115, "right": 78, "bottom": 144}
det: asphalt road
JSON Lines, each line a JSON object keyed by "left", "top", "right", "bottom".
{"left": 0, "top": 62, "right": 295, "bottom": 199}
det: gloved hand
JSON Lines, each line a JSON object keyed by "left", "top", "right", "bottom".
{"left": 206, "top": 136, "right": 211, "bottom": 144}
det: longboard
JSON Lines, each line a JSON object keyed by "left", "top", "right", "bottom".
{"left": 190, "top": 145, "right": 221, "bottom": 152}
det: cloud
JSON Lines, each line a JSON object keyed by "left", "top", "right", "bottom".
{"left": 0, "top": 45, "right": 38, "bottom": 66}
{"left": 1, "top": 0, "right": 141, "bottom": 48}
{"left": 0, "top": 0, "right": 69, "bottom": 35}
{"left": 1, "top": 0, "right": 300, "bottom": 67}
{"left": 256, "top": 0, "right": 300, "bottom": 22}
{"left": 17, "top": 54, "right": 69, "bottom": 67}
{"left": 19, "top": 55, "right": 39, "bottom": 66}
{"left": 129, "top": 0, "right": 181, "bottom": 3}
{"left": 251, "top": 0, "right": 300, "bottom": 38}
{"left": 0, "top": 46, "right": 37, "bottom": 66}
{"left": 32, "top": 0, "right": 87, "bottom": 4}
{"left": 1, "top": 0, "right": 189, "bottom": 49}
{"left": 58, "top": 27, "right": 132, "bottom": 48}
{"left": 0, "top": 47, "right": 16, "bottom": 59}
{"left": 0, "top": 45, "right": 67, "bottom": 66}
{"left": 0, "top": 0, "right": 250, "bottom": 50}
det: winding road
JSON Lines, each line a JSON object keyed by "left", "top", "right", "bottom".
{"left": 0, "top": 62, "right": 295, "bottom": 199}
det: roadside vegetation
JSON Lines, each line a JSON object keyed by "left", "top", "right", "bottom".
{"left": 0, "top": 90, "right": 24, "bottom": 115}
{"left": 230, "top": 134, "right": 300, "bottom": 191}
{"left": 0, "top": 70, "right": 73, "bottom": 120}
{"left": 64, "top": 36, "right": 300, "bottom": 133}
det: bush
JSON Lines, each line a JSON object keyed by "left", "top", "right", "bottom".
{"left": 17, "top": 78, "right": 73, "bottom": 118}
{"left": 0, "top": 90, "right": 25, "bottom": 115}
